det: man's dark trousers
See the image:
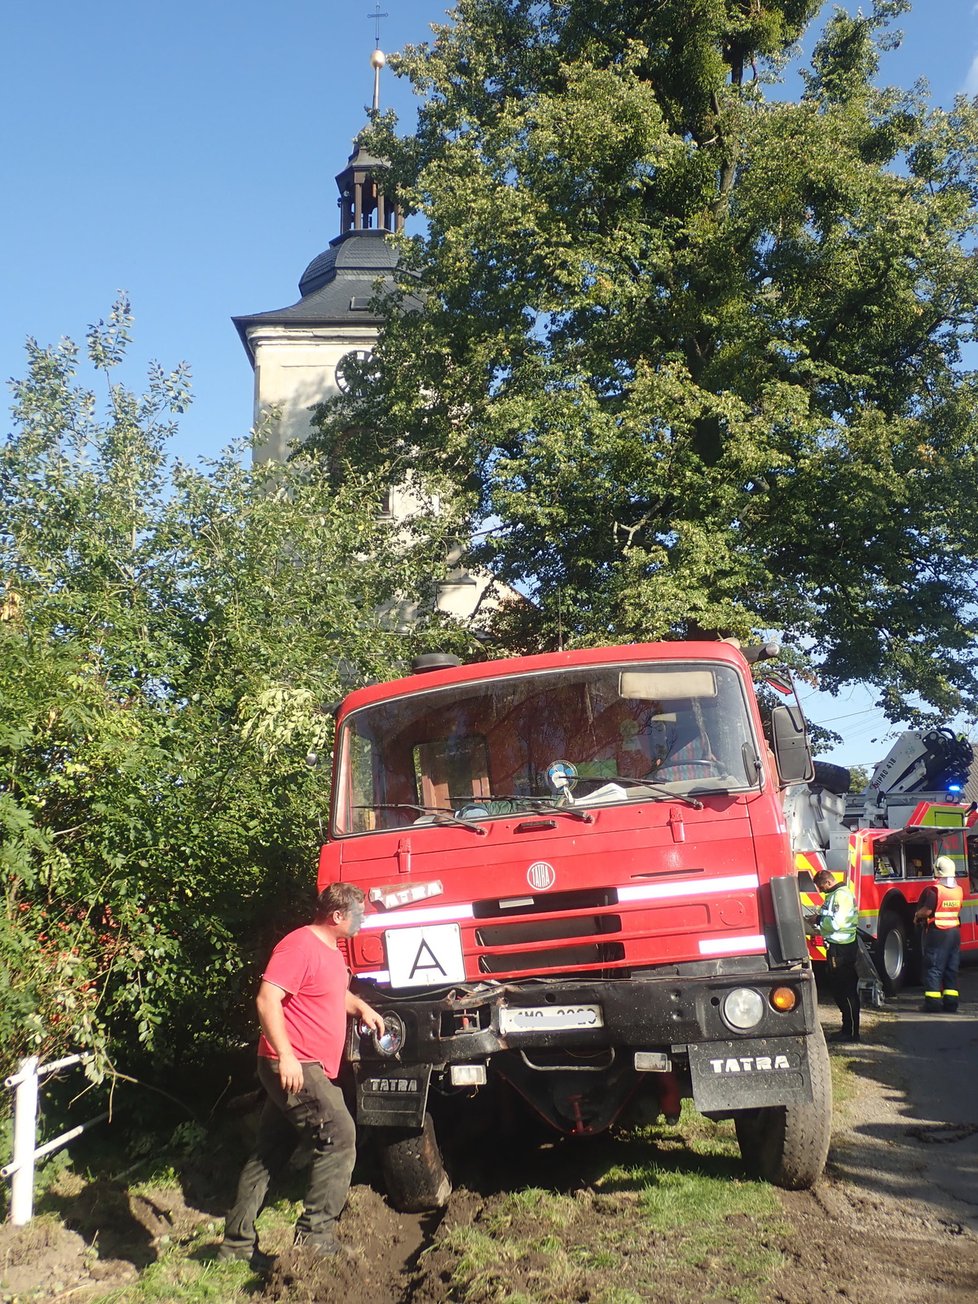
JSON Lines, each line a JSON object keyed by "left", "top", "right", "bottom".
{"left": 222, "top": 1057, "right": 356, "bottom": 1256}
{"left": 826, "top": 940, "right": 860, "bottom": 1039}
{"left": 923, "top": 926, "right": 961, "bottom": 1012}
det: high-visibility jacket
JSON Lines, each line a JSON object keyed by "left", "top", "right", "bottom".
{"left": 933, "top": 882, "right": 963, "bottom": 930}
{"left": 817, "top": 883, "right": 858, "bottom": 945}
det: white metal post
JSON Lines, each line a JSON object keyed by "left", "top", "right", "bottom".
{"left": 10, "top": 1056, "right": 39, "bottom": 1226}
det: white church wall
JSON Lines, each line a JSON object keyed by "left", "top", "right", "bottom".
{"left": 248, "top": 326, "right": 379, "bottom": 464}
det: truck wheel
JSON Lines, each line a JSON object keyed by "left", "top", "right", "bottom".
{"left": 375, "top": 1112, "right": 452, "bottom": 1213}
{"left": 875, "top": 911, "right": 909, "bottom": 995}
{"left": 812, "top": 761, "right": 851, "bottom": 795}
{"left": 734, "top": 1026, "right": 832, "bottom": 1190}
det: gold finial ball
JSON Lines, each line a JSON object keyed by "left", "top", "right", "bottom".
{"left": 371, "top": 48, "right": 386, "bottom": 70}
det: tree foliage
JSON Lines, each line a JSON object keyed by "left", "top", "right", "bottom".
{"left": 324, "top": 0, "right": 978, "bottom": 723}
{"left": 0, "top": 297, "right": 464, "bottom": 1089}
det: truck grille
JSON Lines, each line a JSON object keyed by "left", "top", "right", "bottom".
{"left": 472, "top": 891, "right": 625, "bottom": 975}
{"left": 475, "top": 915, "right": 622, "bottom": 946}
{"left": 479, "top": 942, "right": 626, "bottom": 974}
{"left": 473, "top": 887, "right": 617, "bottom": 918}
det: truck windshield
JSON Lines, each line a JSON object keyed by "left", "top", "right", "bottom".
{"left": 334, "top": 661, "right": 760, "bottom": 835}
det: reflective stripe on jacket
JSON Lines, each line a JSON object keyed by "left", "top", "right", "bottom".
{"left": 934, "top": 882, "right": 963, "bottom": 930}
{"left": 817, "top": 883, "right": 858, "bottom": 945}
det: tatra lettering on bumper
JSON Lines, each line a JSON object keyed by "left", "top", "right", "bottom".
{"left": 356, "top": 1065, "right": 432, "bottom": 1128}
{"left": 708, "top": 1054, "right": 791, "bottom": 1073}
{"left": 689, "top": 1036, "right": 813, "bottom": 1112}
{"left": 365, "top": 1076, "right": 421, "bottom": 1093}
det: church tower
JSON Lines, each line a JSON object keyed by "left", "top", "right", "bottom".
{"left": 232, "top": 40, "right": 513, "bottom": 626}
{"left": 233, "top": 48, "right": 406, "bottom": 465}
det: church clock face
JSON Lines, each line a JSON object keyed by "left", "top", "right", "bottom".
{"left": 334, "top": 349, "right": 377, "bottom": 395}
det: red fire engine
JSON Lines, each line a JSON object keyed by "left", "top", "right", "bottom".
{"left": 807, "top": 802, "right": 977, "bottom": 991}
{"left": 789, "top": 730, "right": 977, "bottom": 989}
{"left": 319, "top": 641, "right": 832, "bottom": 1209}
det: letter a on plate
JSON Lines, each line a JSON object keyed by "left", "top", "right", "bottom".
{"left": 385, "top": 924, "right": 466, "bottom": 987}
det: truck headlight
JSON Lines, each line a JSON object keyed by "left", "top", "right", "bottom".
{"left": 722, "top": 988, "right": 765, "bottom": 1031}
{"left": 372, "top": 1011, "right": 405, "bottom": 1058}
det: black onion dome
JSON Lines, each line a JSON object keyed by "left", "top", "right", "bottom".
{"left": 232, "top": 229, "right": 420, "bottom": 363}
{"left": 298, "top": 228, "right": 400, "bottom": 298}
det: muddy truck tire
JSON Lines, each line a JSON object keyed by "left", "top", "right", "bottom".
{"left": 375, "top": 1112, "right": 452, "bottom": 1213}
{"left": 734, "top": 1025, "right": 832, "bottom": 1190}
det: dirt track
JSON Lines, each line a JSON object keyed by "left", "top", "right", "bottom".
{"left": 2, "top": 965, "right": 978, "bottom": 1302}
{"left": 273, "top": 962, "right": 978, "bottom": 1303}
{"left": 774, "top": 958, "right": 978, "bottom": 1302}
{"left": 821, "top": 958, "right": 978, "bottom": 1230}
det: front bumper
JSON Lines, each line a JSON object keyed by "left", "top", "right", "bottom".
{"left": 347, "top": 962, "right": 818, "bottom": 1070}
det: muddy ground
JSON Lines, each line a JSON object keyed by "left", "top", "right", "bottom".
{"left": 2, "top": 964, "right": 977, "bottom": 1303}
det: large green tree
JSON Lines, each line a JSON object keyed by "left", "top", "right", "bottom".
{"left": 319, "top": 0, "right": 978, "bottom": 722}
{"left": 0, "top": 298, "right": 464, "bottom": 1087}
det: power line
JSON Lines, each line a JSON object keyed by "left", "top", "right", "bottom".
{"left": 807, "top": 706, "right": 882, "bottom": 725}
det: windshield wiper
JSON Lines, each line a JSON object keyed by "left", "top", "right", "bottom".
{"left": 532, "top": 801, "right": 594, "bottom": 823}
{"left": 352, "top": 803, "right": 487, "bottom": 834}
{"left": 480, "top": 795, "right": 594, "bottom": 823}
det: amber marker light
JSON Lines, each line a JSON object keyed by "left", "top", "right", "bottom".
{"left": 770, "top": 986, "right": 798, "bottom": 1012}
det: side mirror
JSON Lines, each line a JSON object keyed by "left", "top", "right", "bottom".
{"left": 770, "top": 703, "right": 815, "bottom": 784}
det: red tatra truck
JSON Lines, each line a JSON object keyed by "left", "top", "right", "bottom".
{"left": 318, "top": 641, "right": 832, "bottom": 1209}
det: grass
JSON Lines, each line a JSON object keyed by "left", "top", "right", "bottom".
{"left": 3, "top": 1118, "right": 306, "bottom": 1304}
{"left": 77, "top": 1196, "right": 303, "bottom": 1302}
{"left": 99, "top": 1254, "right": 256, "bottom": 1302}
{"left": 430, "top": 1103, "right": 789, "bottom": 1304}
{"left": 61, "top": 1103, "right": 793, "bottom": 1302}
{"left": 5, "top": 1061, "right": 852, "bottom": 1304}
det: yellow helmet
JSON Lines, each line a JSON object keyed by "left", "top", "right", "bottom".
{"left": 933, "top": 855, "right": 956, "bottom": 878}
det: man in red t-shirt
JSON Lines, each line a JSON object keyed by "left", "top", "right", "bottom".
{"left": 219, "top": 882, "right": 384, "bottom": 1267}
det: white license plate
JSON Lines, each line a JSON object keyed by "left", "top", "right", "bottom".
{"left": 498, "top": 1003, "right": 604, "bottom": 1033}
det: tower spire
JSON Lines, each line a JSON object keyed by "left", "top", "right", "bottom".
{"left": 333, "top": 16, "right": 402, "bottom": 238}
{"left": 368, "top": 4, "right": 388, "bottom": 115}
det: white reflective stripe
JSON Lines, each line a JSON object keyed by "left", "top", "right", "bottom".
{"left": 618, "top": 873, "right": 759, "bottom": 903}
{"left": 362, "top": 903, "right": 475, "bottom": 931}
{"left": 358, "top": 969, "right": 391, "bottom": 982}
{"left": 699, "top": 934, "right": 767, "bottom": 956}
{"left": 363, "top": 874, "right": 759, "bottom": 929}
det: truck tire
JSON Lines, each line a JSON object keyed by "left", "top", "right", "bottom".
{"left": 734, "top": 1026, "right": 832, "bottom": 1190}
{"left": 875, "top": 910, "right": 909, "bottom": 995}
{"left": 375, "top": 1112, "right": 452, "bottom": 1213}
{"left": 812, "top": 761, "right": 851, "bottom": 795}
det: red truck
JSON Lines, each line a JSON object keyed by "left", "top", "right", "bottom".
{"left": 318, "top": 641, "right": 831, "bottom": 1209}
{"left": 787, "top": 730, "right": 977, "bottom": 990}
{"left": 848, "top": 801, "right": 977, "bottom": 990}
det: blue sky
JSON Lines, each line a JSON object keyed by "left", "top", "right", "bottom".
{"left": 2, "top": 1, "right": 975, "bottom": 770}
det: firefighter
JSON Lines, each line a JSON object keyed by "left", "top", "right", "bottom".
{"left": 812, "top": 870, "right": 860, "bottom": 1043}
{"left": 914, "top": 856, "right": 964, "bottom": 1013}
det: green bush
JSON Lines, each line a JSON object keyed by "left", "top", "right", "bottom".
{"left": 0, "top": 298, "right": 466, "bottom": 1102}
